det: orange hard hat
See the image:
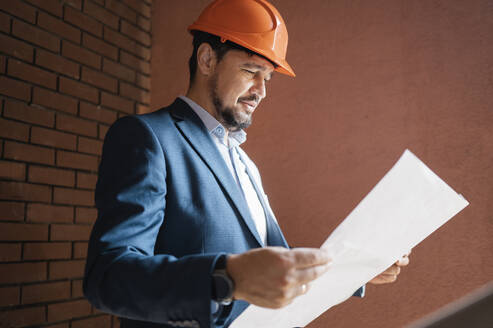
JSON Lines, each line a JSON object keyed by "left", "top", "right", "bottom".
{"left": 188, "top": 0, "right": 295, "bottom": 77}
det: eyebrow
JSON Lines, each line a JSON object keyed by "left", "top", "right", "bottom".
{"left": 243, "top": 63, "right": 268, "bottom": 71}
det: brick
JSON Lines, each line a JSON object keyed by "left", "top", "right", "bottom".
{"left": 131, "top": 25, "right": 152, "bottom": 47}
{"left": 33, "top": 87, "right": 78, "bottom": 115}
{"left": 0, "top": 202, "right": 25, "bottom": 221}
{"left": 0, "top": 0, "right": 36, "bottom": 24}
{"left": 13, "top": 19, "right": 60, "bottom": 52}
{"left": 136, "top": 73, "right": 150, "bottom": 90}
{"left": 80, "top": 102, "right": 117, "bottom": 124}
{"left": 0, "top": 305, "right": 45, "bottom": 327}
{"left": 22, "top": 281, "right": 70, "bottom": 304}
{"left": 25, "top": 0, "right": 63, "bottom": 17}
{"left": 46, "top": 322, "right": 70, "bottom": 328}
{"left": 27, "top": 203, "right": 73, "bottom": 223}
{"left": 64, "top": 0, "right": 82, "bottom": 10}
{"left": 71, "top": 279, "right": 83, "bottom": 297}
{"left": 73, "top": 315, "right": 111, "bottom": 328}
{"left": 0, "top": 75, "right": 31, "bottom": 101}
{"left": 84, "top": 1, "right": 119, "bottom": 29}
{"left": 53, "top": 187, "right": 94, "bottom": 206}
{"left": 7, "top": 58, "right": 57, "bottom": 89}
{"left": 0, "top": 11, "right": 11, "bottom": 33}
{"left": 81, "top": 67, "right": 118, "bottom": 92}
{"left": 48, "top": 260, "right": 85, "bottom": 280}
{"left": 75, "top": 207, "right": 97, "bottom": 224}
{"left": 64, "top": 5, "right": 103, "bottom": 37}
{"left": 124, "top": 0, "right": 151, "bottom": 18}
{"left": 0, "top": 33, "right": 34, "bottom": 62}
{"left": 0, "top": 222, "right": 49, "bottom": 241}
{"left": 64, "top": 77, "right": 99, "bottom": 103}
{"left": 137, "top": 16, "right": 151, "bottom": 32}
{"left": 0, "top": 54, "right": 5, "bottom": 74}
{"left": 59, "top": 77, "right": 99, "bottom": 103}
{"left": 4, "top": 100, "right": 55, "bottom": 127}
{"left": 73, "top": 241, "right": 88, "bottom": 259}
{"left": 121, "top": 20, "right": 150, "bottom": 46}
{"left": 0, "top": 286, "right": 19, "bottom": 307}
{"left": 99, "top": 124, "right": 109, "bottom": 140}
{"left": 78, "top": 136, "right": 103, "bottom": 156}
{"left": 103, "top": 58, "right": 135, "bottom": 82}
{"left": 120, "top": 82, "right": 149, "bottom": 104}
{"left": 121, "top": 51, "right": 150, "bottom": 75}
{"left": 77, "top": 172, "right": 98, "bottom": 189}
{"left": 0, "top": 243, "right": 22, "bottom": 261}
{"left": 82, "top": 33, "right": 118, "bottom": 60}
{"left": 0, "top": 181, "right": 51, "bottom": 203}
{"left": 0, "top": 262, "right": 47, "bottom": 283}
{"left": 105, "top": 0, "right": 137, "bottom": 23}
{"left": 104, "top": 26, "right": 136, "bottom": 52}
{"left": 101, "top": 92, "right": 134, "bottom": 113}
{"left": 56, "top": 114, "right": 98, "bottom": 138}
{"left": 4, "top": 141, "right": 55, "bottom": 165}
{"left": 0, "top": 160, "right": 26, "bottom": 181}
{"left": 24, "top": 242, "right": 71, "bottom": 260}
{"left": 57, "top": 151, "right": 98, "bottom": 171}
{"left": 62, "top": 40, "right": 101, "bottom": 69}
{"left": 51, "top": 224, "right": 92, "bottom": 241}
{"left": 28, "top": 165, "right": 75, "bottom": 187}
{"left": 31, "top": 126, "right": 77, "bottom": 151}
{"left": 38, "top": 11, "right": 81, "bottom": 43}
{"left": 36, "top": 49, "right": 80, "bottom": 79}
{"left": 136, "top": 104, "right": 151, "bottom": 114}
{"left": 135, "top": 43, "right": 150, "bottom": 61}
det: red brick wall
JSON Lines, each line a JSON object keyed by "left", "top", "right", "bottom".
{"left": 0, "top": 0, "right": 151, "bottom": 327}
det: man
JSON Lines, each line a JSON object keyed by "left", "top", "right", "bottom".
{"left": 84, "top": 1, "right": 409, "bottom": 327}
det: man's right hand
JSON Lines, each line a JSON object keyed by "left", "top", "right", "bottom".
{"left": 226, "top": 247, "right": 331, "bottom": 309}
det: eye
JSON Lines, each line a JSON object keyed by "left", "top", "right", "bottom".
{"left": 242, "top": 69, "right": 255, "bottom": 75}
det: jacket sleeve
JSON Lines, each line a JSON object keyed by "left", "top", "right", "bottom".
{"left": 83, "top": 116, "right": 219, "bottom": 326}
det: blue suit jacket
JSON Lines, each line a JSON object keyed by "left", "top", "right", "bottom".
{"left": 84, "top": 98, "right": 289, "bottom": 328}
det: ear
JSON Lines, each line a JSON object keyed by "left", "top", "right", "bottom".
{"left": 196, "top": 43, "right": 217, "bottom": 76}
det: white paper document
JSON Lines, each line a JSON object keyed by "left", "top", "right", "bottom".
{"left": 231, "top": 149, "right": 469, "bottom": 328}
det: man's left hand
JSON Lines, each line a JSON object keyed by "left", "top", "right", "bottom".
{"left": 369, "top": 252, "right": 411, "bottom": 285}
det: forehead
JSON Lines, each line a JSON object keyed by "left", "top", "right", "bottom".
{"left": 221, "top": 49, "right": 275, "bottom": 73}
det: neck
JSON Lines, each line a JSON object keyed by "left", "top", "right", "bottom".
{"left": 186, "top": 85, "right": 230, "bottom": 139}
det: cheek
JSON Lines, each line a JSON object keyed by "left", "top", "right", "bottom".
{"left": 222, "top": 81, "right": 248, "bottom": 103}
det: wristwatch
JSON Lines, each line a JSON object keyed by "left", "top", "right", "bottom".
{"left": 212, "top": 254, "right": 235, "bottom": 305}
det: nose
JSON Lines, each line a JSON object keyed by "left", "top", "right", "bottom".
{"left": 250, "top": 75, "right": 266, "bottom": 100}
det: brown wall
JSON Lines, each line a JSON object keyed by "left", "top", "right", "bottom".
{"left": 152, "top": 1, "right": 493, "bottom": 327}
{"left": 0, "top": 0, "right": 151, "bottom": 327}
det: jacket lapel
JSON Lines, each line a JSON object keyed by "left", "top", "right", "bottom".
{"left": 169, "top": 99, "right": 264, "bottom": 247}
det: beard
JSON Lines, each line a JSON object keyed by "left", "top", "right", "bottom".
{"left": 209, "top": 75, "right": 253, "bottom": 131}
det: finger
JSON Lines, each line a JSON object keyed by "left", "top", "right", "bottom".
{"left": 370, "top": 273, "right": 397, "bottom": 284}
{"left": 396, "top": 256, "right": 409, "bottom": 267}
{"left": 293, "top": 263, "right": 331, "bottom": 284}
{"left": 290, "top": 248, "right": 332, "bottom": 268}
{"left": 293, "top": 283, "right": 311, "bottom": 299}
{"left": 387, "top": 265, "right": 401, "bottom": 275}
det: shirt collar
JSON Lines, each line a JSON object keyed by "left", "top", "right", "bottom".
{"left": 179, "top": 96, "right": 247, "bottom": 148}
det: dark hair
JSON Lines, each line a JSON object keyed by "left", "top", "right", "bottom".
{"left": 188, "top": 30, "right": 276, "bottom": 86}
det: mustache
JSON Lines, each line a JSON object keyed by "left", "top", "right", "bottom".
{"left": 238, "top": 95, "right": 260, "bottom": 104}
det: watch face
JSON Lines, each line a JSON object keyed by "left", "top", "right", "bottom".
{"left": 213, "top": 272, "right": 233, "bottom": 304}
